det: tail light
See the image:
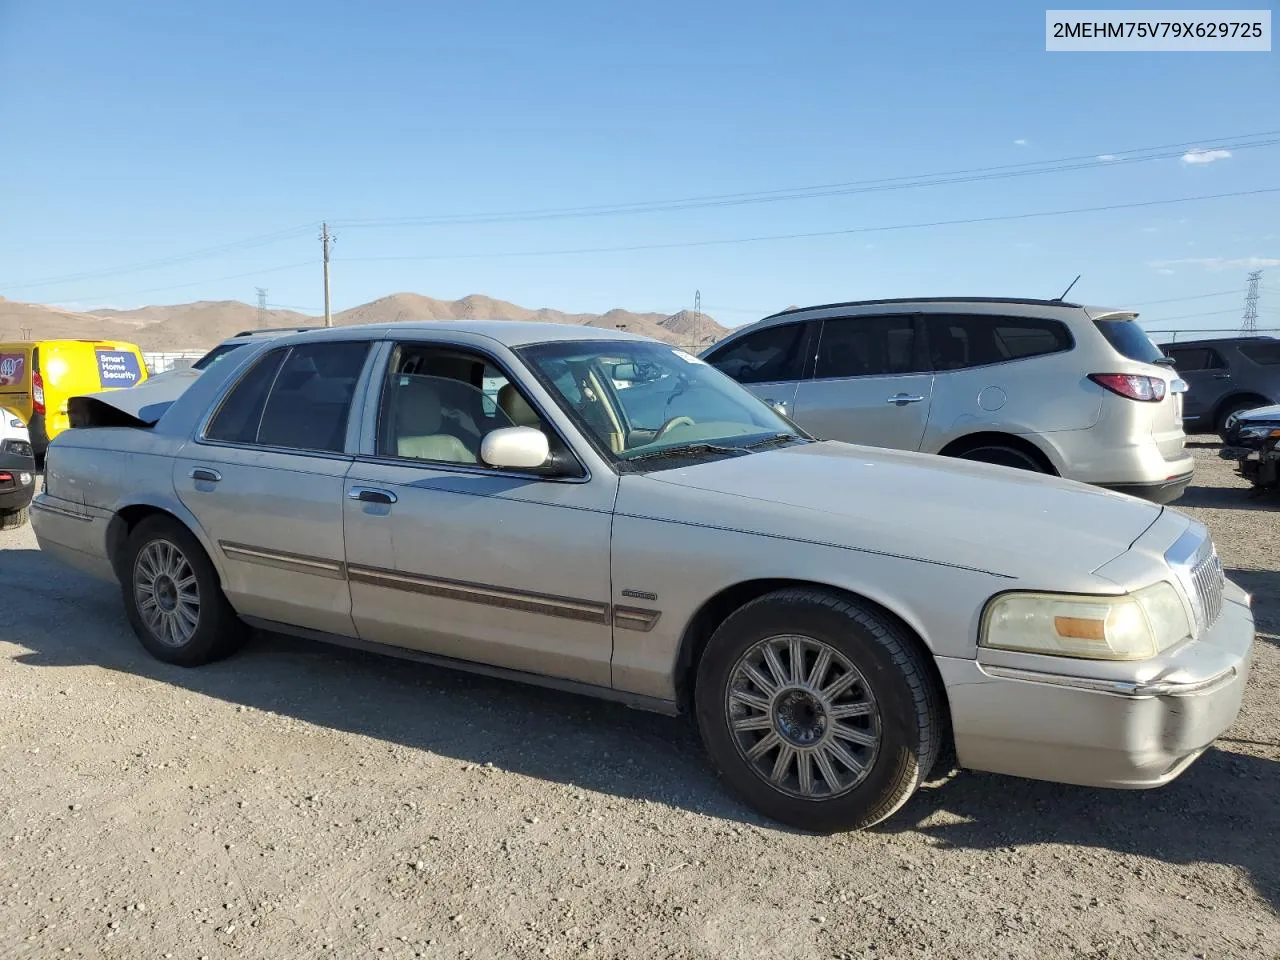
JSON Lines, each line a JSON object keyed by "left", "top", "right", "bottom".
{"left": 32, "top": 369, "right": 45, "bottom": 415}
{"left": 1089, "top": 373, "right": 1167, "bottom": 402}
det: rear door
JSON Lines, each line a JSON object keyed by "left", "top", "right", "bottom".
{"left": 0, "top": 345, "right": 34, "bottom": 422}
{"left": 1164, "top": 345, "right": 1231, "bottom": 427}
{"left": 789, "top": 314, "right": 933, "bottom": 449}
{"left": 702, "top": 320, "right": 813, "bottom": 417}
{"left": 172, "top": 338, "right": 374, "bottom": 636}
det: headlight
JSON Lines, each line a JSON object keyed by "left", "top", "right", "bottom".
{"left": 981, "top": 582, "right": 1192, "bottom": 661}
{"left": 1238, "top": 423, "right": 1280, "bottom": 440}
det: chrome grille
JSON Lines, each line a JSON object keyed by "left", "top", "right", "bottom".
{"left": 1165, "top": 525, "right": 1225, "bottom": 634}
{"left": 1190, "top": 547, "right": 1225, "bottom": 630}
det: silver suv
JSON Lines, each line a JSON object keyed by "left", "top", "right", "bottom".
{"left": 702, "top": 297, "right": 1193, "bottom": 503}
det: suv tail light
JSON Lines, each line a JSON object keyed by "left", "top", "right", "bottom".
{"left": 32, "top": 369, "right": 45, "bottom": 415}
{"left": 1089, "top": 373, "right": 1167, "bottom": 402}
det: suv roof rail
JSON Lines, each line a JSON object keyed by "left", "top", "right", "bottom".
{"left": 233, "top": 326, "right": 319, "bottom": 338}
{"left": 761, "top": 296, "right": 1085, "bottom": 320}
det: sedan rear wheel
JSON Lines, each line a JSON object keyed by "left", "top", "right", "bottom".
{"left": 695, "top": 588, "right": 943, "bottom": 832}
{"left": 122, "top": 515, "right": 247, "bottom": 666}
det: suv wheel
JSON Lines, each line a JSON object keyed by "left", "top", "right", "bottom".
{"left": 1217, "top": 398, "right": 1265, "bottom": 442}
{"left": 121, "top": 516, "right": 248, "bottom": 666}
{"left": 694, "top": 588, "right": 943, "bottom": 832}
{"left": 953, "top": 444, "right": 1045, "bottom": 473}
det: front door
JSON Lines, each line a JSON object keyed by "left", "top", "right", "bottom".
{"left": 342, "top": 340, "right": 617, "bottom": 687}
{"left": 173, "top": 339, "right": 373, "bottom": 637}
{"left": 790, "top": 314, "right": 934, "bottom": 450}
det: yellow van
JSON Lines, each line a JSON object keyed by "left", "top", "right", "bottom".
{"left": 0, "top": 339, "right": 149, "bottom": 460}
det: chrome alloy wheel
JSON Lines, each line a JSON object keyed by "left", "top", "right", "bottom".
{"left": 725, "top": 635, "right": 881, "bottom": 799}
{"left": 133, "top": 539, "right": 201, "bottom": 647}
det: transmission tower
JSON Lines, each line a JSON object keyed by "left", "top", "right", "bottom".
{"left": 1240, "top": 270, "right": 1262, "bottom": 335}
{"left": 693, "top": 289, "right": 702, "bottom": 345}
{"left": 256, "top": 287, "right": 268, "bottom": 328}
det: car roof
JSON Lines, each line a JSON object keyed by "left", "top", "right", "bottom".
{"left": 262, "top": 320, "right": 650, "bottom": 349}
{"left": 760, "top": 296, "right": 1088, "bottom": 321}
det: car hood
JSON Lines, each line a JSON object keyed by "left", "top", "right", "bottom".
{"left": 1234, "top": 403, "right": 1280, "bottom": 423}
{"left": 622, "top": 440, "right": 1164, "bottom": 581}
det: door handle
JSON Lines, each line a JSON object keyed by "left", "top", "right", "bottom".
{"left": 1212, "top": 373, "right": 1232, "bottom": 380}
{"left": 886, "top": 394, "right": 926, "bottom": 405}
{"left": 348, "top": 486, "right": 397, "bottom": 505}
{"left": 190, "top": 467, "right": 221, "bottom": 483}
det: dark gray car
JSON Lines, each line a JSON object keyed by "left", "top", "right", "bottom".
{"left": 1158, "top": 336, "right": 1280, "bottom": 439}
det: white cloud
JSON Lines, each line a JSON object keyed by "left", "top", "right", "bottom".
{"left": 1013, "top": 138, "right": 1028, "bottom": 146}
{"left": 1156, "top": 268, "right": 1176, "bottom": 276}
{"left": 1181, "top": 148, "right": 1232, "bottom": 165}
{"left": 1141, "top": 226, "right": 1160, "bottom": 234}
{"left": 1096, "top": 154, "right": 1117, "bottom": 161}
{"left": 1149, "top": 256, "right": 1280, "bottom": 271}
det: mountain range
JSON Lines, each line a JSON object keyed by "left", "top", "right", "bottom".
{"left": 0, "top": 293, "right": 734, "bottom": 352}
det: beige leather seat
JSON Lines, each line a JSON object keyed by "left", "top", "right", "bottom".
{"left": 497, "top": 383, "right": 542, "bottom": 429}
{"left": 394, "top": 377, "right": 477, "bottom": 463}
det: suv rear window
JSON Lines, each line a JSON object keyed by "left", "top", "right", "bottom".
{"left": 1093, "top": 318, "right": 1166, "bottom": 365}
{"left": 1240, "top": 341, "right": 1280, "bottom": 365}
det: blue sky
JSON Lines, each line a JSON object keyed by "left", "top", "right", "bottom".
{"left": 0, "top": 0, "right": 1277, "bottom": 334}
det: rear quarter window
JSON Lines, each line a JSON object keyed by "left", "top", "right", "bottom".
{"left": 1092, "top": 318, "right": 1166, "bottom": 365}
{"left": 1240, "top": 342, "right": 1280, "bottom": 365}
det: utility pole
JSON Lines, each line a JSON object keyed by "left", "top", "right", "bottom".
{"left": 19, "top": 327, "right": 31, "bottom": 340}
{"left": 1241, "top": 269, "right": 1262, "bottom": 335}
{"left": 320, "top": 222, "right": 335, "bottom": 327}
{"left": 256, "top": 287, "right": 268, "bottom": 328}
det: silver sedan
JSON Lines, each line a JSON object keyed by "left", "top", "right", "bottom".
{"left": 32, "top": 322, "right": 1254, "bottom": 831}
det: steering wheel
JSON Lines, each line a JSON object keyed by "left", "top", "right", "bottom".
{"left": 654, "top": 415, "right": 696, "bottom": 441}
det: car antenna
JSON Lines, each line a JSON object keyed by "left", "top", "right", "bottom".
{"left": 1052, "top": 274, "right": 1081, "bottom": 302}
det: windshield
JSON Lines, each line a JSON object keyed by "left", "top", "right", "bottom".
{"left": 1093, "top": 318, "right": 1167, "bottom": 365}
{"left": 518, "top": 340, "right": 802, "bottom": 465}
{"left": 192, "top": 341, "right": 248, "bottom": 371}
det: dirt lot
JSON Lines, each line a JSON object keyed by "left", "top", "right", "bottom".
{"left": 1, "top": 443, "right": 1276, "bottom": 960}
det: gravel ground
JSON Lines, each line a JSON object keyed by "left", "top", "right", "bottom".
{"left": 1, "top": 443, "right": 1276, "bottom": 960}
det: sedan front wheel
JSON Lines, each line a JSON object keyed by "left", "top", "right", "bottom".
{"left": 695, "top": 588, "right": 944, "bottom": 831}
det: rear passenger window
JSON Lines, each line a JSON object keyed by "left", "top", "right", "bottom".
{"left": 204, "top": 348, "right": 287, "bottom": 444}
{"left": 815, "top": 316, "right": 922, "bottom": 379}
{"left": 205, "top": 341, "right": 370, "bottom": 453}
{"left": 926, "top": 315, "right": 1072, "bottom": 371}
{"left": 1240, "top": 342, "right": 1280, "bottom": 365}
{"left": 1166, "top": 347, "right": 1227, "bottom": 371}
{"left": 704, "top": 322, "right": 808, "bottom": 384}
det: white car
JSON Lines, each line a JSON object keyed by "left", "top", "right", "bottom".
{"left": 0, "top": 407, "right": 37, "bottom": 529}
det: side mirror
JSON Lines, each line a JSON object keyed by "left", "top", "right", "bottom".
{"left": 480, "top": 426, "right": 551, "bottom": 470}
{"left": 611, "top": 362, "right": 638, "bottom": 382}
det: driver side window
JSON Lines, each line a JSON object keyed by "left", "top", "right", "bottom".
{"left": 376, "top": 344, "right": 569, "bottom": 469}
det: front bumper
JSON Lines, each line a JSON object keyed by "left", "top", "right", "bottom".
{"left": 937, "top": 577, "right": 1254, "bottom": 789}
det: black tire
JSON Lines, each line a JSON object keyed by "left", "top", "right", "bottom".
{"left": 694, "top": 588, "right": 943, "bottom": 832}
{"left": 1217, "top": 398, "right": 1264, "bottom": 443}
{"left": 953, "top": 444, "right": 1046, "bottom": 473}
{"left": 0, "top": 506, "right": 29, "bottom": 530}
{"left": 120, "top": 515, "right": 248, "bottom": 666}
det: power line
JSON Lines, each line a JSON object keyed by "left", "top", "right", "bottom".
{"left": 336, "top": 186, "right": 1280, "bottom": 265}
{"left": 0, "top": 222, "right": 317, "bottom": 293}
{"left": 46, "top": 259, "right": 314, "bottom": 308}
{"left": 333, "top": 130, "right": 1280, "bottom": 230}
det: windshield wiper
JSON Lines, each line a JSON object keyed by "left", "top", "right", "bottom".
{"left": 742, "top": 432, "right": 805, "bottom": 450}
{"left": 626, "top": 442, "right": 749, "bottom": 464}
